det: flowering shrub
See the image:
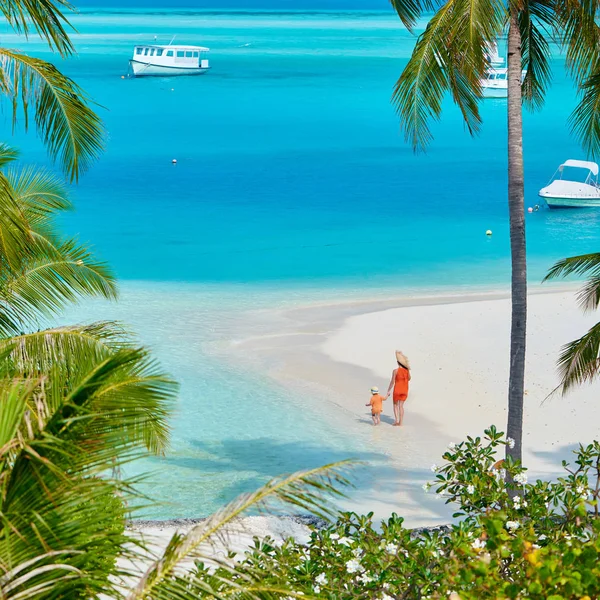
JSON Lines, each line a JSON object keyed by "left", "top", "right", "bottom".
{"left": 189, "top": 426, "right": 600, "bottom": 599}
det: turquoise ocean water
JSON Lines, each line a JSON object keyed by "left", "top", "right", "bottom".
{"left": 6, "top": 8, "right": 600, "bottom": 518}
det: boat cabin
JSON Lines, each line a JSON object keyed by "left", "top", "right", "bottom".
{"left": 132, "top": 45, "right": 210, "bottom": 69}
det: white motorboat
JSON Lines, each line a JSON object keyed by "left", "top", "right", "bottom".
{"left": 129, "top": 44, "right": 210, "bottom": 77}
{"left": 539, "top": 159, "right": 600, "bottom": 208}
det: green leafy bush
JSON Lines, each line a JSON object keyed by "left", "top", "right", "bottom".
{"left": 189, "top": 426, "right": 600, "bottom": 599}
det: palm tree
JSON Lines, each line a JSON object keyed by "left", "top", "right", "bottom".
{"left": 0, "top": 148, "right": 178, "bottom": 598}
{"left": 544, "top": 253, "right": 600, "bottom": 394}
{"left": 389, "top": 0, "right": 600, "bottom": 464}
{"left": 0, "top": 0, "right": 103, "bottom": 181}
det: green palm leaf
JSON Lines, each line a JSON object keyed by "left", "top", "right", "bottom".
{"left": 555, "top": 321, "right": 600, "bottom": 393}
{"left": 0, "top": 49, "right": 104, "bottom": 181}
{"left": 0, "top": 0, "right": 76, "bottom": 57}
{"left": 569, "top": 70, "right": 600, "bottom": 157}
{"left": 544, "top": 252, "right": 600, "bottom": 281}
{"left": 392, "top": 0, "right": 505, "bottom": 152}
{"left": 519, "top": 0, "right": 553, "bottom": 111}
{"left": 0, "top": 322, "right": 128, "bottom": 376}
{"left": 129, "top": 463, "right": 352, "bottom": 599}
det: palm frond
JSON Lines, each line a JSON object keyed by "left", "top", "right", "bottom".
{"left": 6, "top": 166, "right": 72, "bottom": 226}
{"left": 0, "top": 236, "right": 117, "bottom": 333}
{"left": 569, "top": 70, "right": 600, "bottom": 158}
{"left": 129, "top": 463, "right": 352, "bottom": 599}
{"left": 392, "top": 0, "right": 505, "bottom": 151}
{"left": 0, "top": 322, "right": 128, "bottom": 377}
{"left": 556, "top": 321, "right": 600, "bottom": 393}
{"left": 0, "top": 142, "right": 20, "bottom": 168}
{"left": 389, "top": 0, "right": 440, "bottom": 32}
{"left": 519, "top": 0, "right": 553, "bottom": 111}
{"left": 0, "top": 0, "right": 76, "bottom": 57}
{"left": 392, "top": 1, "right": 458, "bottom": 151}
{"left": 556, "top": 0, "right": 600, "bottom": 85}
{"left": 574, "top": 275, "right": 600, "bottom": 313}
{"left": 544, "top": 252, "right": 600, "bottom": 281}
{"left": 0, "top": 49, "right": 104, "bottom": 181}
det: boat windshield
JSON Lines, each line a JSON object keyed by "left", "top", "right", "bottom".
{"left": 559, "top": 165, "right": 596, "bottom": 183}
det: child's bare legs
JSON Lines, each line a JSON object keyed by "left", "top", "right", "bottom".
{"left": 372, "top": 413, "right": 380, "bottom": 426}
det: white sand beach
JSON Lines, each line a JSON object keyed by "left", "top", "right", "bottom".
{"left": 139, "top": 286, "right": 600, "bottom": 558}
{"left": 229, "top": 286, "right": 600, "bottom": 528}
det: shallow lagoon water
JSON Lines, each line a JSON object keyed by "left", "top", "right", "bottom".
{"left": 9, "top": 8, "right": 600, "bottom": 517}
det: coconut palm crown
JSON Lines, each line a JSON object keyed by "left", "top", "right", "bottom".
{"left": 0, "top": 0, "right": 103, "bottom": 181}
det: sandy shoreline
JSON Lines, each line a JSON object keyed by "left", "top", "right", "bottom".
{"left": 228, "top": 283, "right": 600, "bottom": 527}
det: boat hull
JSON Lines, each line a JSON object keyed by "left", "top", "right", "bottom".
{"left": 541, "top": 195, "right": 600, "bottom": 208}
{"left": 482, "top": 86, "right": 507, "bottom": 98}
{"left": 129, "top": 60, "right": 210, "bottom": 77}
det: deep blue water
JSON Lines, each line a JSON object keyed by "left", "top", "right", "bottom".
{"left": 5, "top": 9, "right": 600, "bottom": 519}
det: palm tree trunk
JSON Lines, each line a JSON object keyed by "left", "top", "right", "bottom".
{"left": 506, "top": 10, "right": 527, "bottom": 465}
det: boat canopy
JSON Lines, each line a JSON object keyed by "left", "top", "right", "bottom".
{"left": 561, "top": 159, "right": 599, "bottom": 176}
{"left": 134, "top": 44, "right": 210, "bottom": 52}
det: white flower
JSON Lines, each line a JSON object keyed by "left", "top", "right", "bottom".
{"left": 352, "top": 547, "right": 364, "bottom": 558}
{"left": 513, "top": 496, "right": 521, "bottom": 506}
{"left": 381, "top": 595, "right": 394, "bottom": 600}
{"left": 358, "top": 572, "right": 373, "bottom": 584}
{"left": 506, "top": 520, "right": 520, "bottom": 531}
{"left": 338, "top": 536, "right": 352, "bottom": 546}
{"left": 345, "top": 558, "right": 363, "bottom": 574}
{"left": 330, "top": 533, "right": 340, "bottom": 540}
{"left": 466, "top": 484, "right": 475, "bottom": 494}
{"left": 313, "top": 586, "right": 320, "bottom": 594}
{"left": 507, "top": 437, "right": 515, "bottom": 449}
{"left": 448, "top": 442, "right": 457, "bottom": 450}
{"left": 385, "top": 543, "right": 398, "bottom": 555}
{"left": 513, "top": 473, "right": 528, "bottom": 485}
{"left": 315, "top": 573, "right": 327, "bottom": 586}
{"left": 471, "top": 538, "right": 486, "bottom": 550}
{"left": 431, "top": 463, "right": 439, "bottom": 473}
{"left": 422, "top": 482, "right": 431, "bottom": 493}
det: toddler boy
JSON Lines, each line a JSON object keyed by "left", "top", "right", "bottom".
{"left": 366, "top": 386, "right": 386, "bottom": 426}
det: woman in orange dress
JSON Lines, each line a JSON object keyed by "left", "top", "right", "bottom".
{"left": 385, "top": 351, "right": 411, "bottom": 426}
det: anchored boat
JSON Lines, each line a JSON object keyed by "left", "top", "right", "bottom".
{"left": 539, "top": 159, "right": 600, "bottom": 208}
{"left": 129, "top": 44, "right": 210, "bottom": 77}
{"left": 481, "top": 42, "right": 526, "bottom": 98}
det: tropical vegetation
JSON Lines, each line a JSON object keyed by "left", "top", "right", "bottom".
{"left": 169, "top": 427, "right": 600, "bottom": 599}
{"left": 388, "top": 0, "right": 600, "bottom": 465}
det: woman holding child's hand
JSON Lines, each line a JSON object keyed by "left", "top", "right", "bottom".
{"left": 385, "top": 350, "right": 411, "bottom": 426}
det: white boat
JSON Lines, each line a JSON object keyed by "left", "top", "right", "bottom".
{"left": 129, "top": 44, "right": 210, "bottom": 77}
{"left": 480, "top": 67, "right": 527, "bottom": 98}
{"left": 539, "top": 159, "right": 600, "bottom": 208}
{"left": 481, "top": 67, "right": 509, "bottom": 98}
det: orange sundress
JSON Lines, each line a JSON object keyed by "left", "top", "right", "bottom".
{"left": 393, "top": 367, "right": 410, "bottom": 402}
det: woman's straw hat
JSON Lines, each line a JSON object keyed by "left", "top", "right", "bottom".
{"left": 395, "top": 350, "right": 411, "bottom": 370}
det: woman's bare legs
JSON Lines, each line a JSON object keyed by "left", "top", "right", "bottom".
{"left": 393, "top": 402, "right": 400, "bottom": 425}
{"left": 399, "top": 401, "right": 405, "bottom": 426}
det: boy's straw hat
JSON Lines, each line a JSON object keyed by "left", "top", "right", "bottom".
{"left": 395, "top": 350, "right": 411, "bottom": 370}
